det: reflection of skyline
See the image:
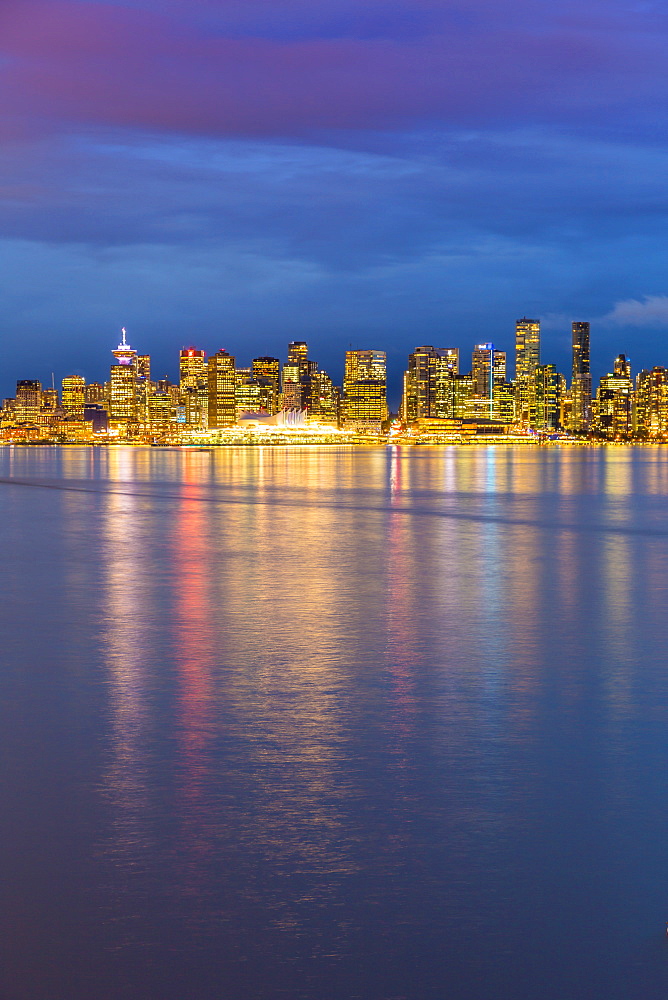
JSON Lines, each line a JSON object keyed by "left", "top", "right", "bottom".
{"left": 100, "top": 448, "right": 156, "bottom": 871}
{"left": 34, "top": 442, "right": 665, "bottom": 983}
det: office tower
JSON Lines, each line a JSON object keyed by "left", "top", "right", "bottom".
{"left": 179, "top": 348, "right": 206, "bottom": 392}
{"left": 515, "top": 318, "right": 540, "bottom": 425}
{"left": 533, "top": 365, "right": 561, "bottom": 431}
{"left": 401, "top": 346, "right": 458, "bottom": 423}
{"left": 182, "top": 383, "right": 209, "bottom": 428}
{"left": 287, "top": 341, "right": 309, "bottom": 380}
{"left": 109, "top": 328, "right": 138, "bottom": 421}
{"left": 251, "top": 357, "right": 280, "bottom": 414}
{"left": 148, "top": 391, "right": 173, "bottom": 425}
{"left": 179, "top": 348, "right": 208, "bottom": 426}
{"left": 235, "top": 375, "right": 275, "bottom": 418}
{"left": 343, "top": 350, "right": 388, "bottom": 428}
{"left": 252, "top": 356, "right": 280, "bottom": 384}
{"left": 40, "top": 388, "right": 59, "bottom": 413}
{"left": 595, "top": 359, "right": 634, "bottom": 438}
{"left": 432, "top": 349, "right": 458, "bottom": 419}
{"left": 84, "top": 382, "right": 106, "bottom": 405}
{"left": 471, "top": 344, "right": 507, "bottom": 419}
{"left": 281, "top": 362, "right": 303, "bottom": 409}
{"left": 402, "top": 346, "right": 435, "bottom": 422}
{"left": 15, "top": 380, "right": 41, "bottom": 423}
{"left": 614, "top": 354, "right": 631, "bottom": 378}
{"left": 207, "top": 350, "right": 236, "bottom": 428}
{"left": 571, "top": 321, "right": 591, "bottom": 433}
{"left": 308, "top": 370, "right": 340, "bottom": 426}
{"left": 137, "top": 355, "right": 151, "bottom": 380}
{"left": 62, "top": 375, "right": 85, "bottom": 418}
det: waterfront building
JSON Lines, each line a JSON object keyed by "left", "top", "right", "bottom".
{"left": 207, "top": 350, "right": 236, "bottom": 428}
{"left": 137, "top": 354, "right": 151, "bottom": 380}
{"left": 571, "top": 321, "right": 592, "bottom": 433}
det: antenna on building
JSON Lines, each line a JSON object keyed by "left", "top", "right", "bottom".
{"left": 121, "top": 327, "right": 127, "bottom": 347}
{"left": 51, "top": 372, "right": 55, "bottom": 391}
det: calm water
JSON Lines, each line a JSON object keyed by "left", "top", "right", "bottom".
{"left": 2, "top": 445, "right": 668, "bottom": 1000}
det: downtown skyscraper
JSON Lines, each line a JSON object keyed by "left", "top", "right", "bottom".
{"left": 571, "top": 321, "right": 591, "bottom": 433}
{"left": 514, "top": 318, "right": 540, "bottom": 426}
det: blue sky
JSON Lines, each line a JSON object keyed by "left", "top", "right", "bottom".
{"left": 2, "top": 0, "right": 668, "bottom": 403}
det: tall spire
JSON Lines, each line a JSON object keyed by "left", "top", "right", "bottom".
{"left": 112, "top": 326, "right": 137, "bottom": 366}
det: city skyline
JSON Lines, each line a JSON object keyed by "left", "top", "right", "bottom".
{"left": 4, "top": 319, "right": 668, "bottom": 443}
{"left": 2, "top": 314, "right": 660, "bottom": 414}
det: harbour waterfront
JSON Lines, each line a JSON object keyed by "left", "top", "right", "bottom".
{"left": 2, "top": 445, "right": 668, "bottom": 1000}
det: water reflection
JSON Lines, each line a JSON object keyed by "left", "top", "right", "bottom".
{"left": 5, "top": 445, "right": 668, "bottom": 999}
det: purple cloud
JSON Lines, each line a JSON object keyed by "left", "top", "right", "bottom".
{"left": 1, "top": 0, "right": 667, "bottom": 141}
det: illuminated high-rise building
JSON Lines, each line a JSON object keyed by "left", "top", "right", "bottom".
{"left": 251, "top": 357, "right": 280, "bottom": 414}
{"left": 571, "top": 321, "right": 591, "bottom": 433}
{"left": 635, "top": 368, "right": 668, "bottom": 437}
{"left": 15, "top": 380, "right": 41, "bottom": 423}
{"left": 180, "top": 348, "right": 207, "bottom": 391}
{"left": 148, "top": 390, "right": 173, "bottom": 425}
{"left": 137, "top": 355, "right": 151, "bottom": 380}
{"left": 533, "top": 364, "right": 561, "bottom": 430}
{"left": 308, "top": 370, "right": 340, "bottom": 425}
{"left": 109, "top": 328, "right": 138, "bottom": 421}
{"left": 207, "top": 350, "right": 236, "bottom": 428}
{"left": 595, "top": 357, "right": 634, "bottom": 438}
{"left": 470, "top": 344, "right": 507, "bottom": 419}
{"left": 235, "top": 375, "right": 274, "bottom": 418}
{"left": 343, "top": 350, "right": 387, "bottom": 428}
{"left": 515, "top": 318, "right": 540, "bottom": 424}
{"left": 287, "top": 341, "right": 309, "bottom": 380}
{"left": 84, "top": 382, "right": 106, "bottom": 405}
{"left": 62, "top": 375, "right": 85, "bottom": 418}
{"left": 432, "top": 349, "right": 458, "bottom": 418}
{"left": 281, "top": 362, "right": 303, "bottom": 410}
{"left": 252, "top": 357, "right": 280, "bottom": 383}
{"left": 40, "top": 388, "right": 59, "bottom": 414}
{"left": 401, "top": 346, "right": 458, "bottom": 423}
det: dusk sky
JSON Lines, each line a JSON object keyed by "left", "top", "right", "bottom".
{"left": 2, "top": 0, "right": 668, "bottom": 402}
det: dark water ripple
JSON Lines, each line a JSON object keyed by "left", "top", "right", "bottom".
{"left": 1, "top": 445, "right": 668, "bottom": 1000}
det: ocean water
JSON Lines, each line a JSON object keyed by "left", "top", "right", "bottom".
{"left": 1, "top": 444, "right": 668, "bottom": 1000}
